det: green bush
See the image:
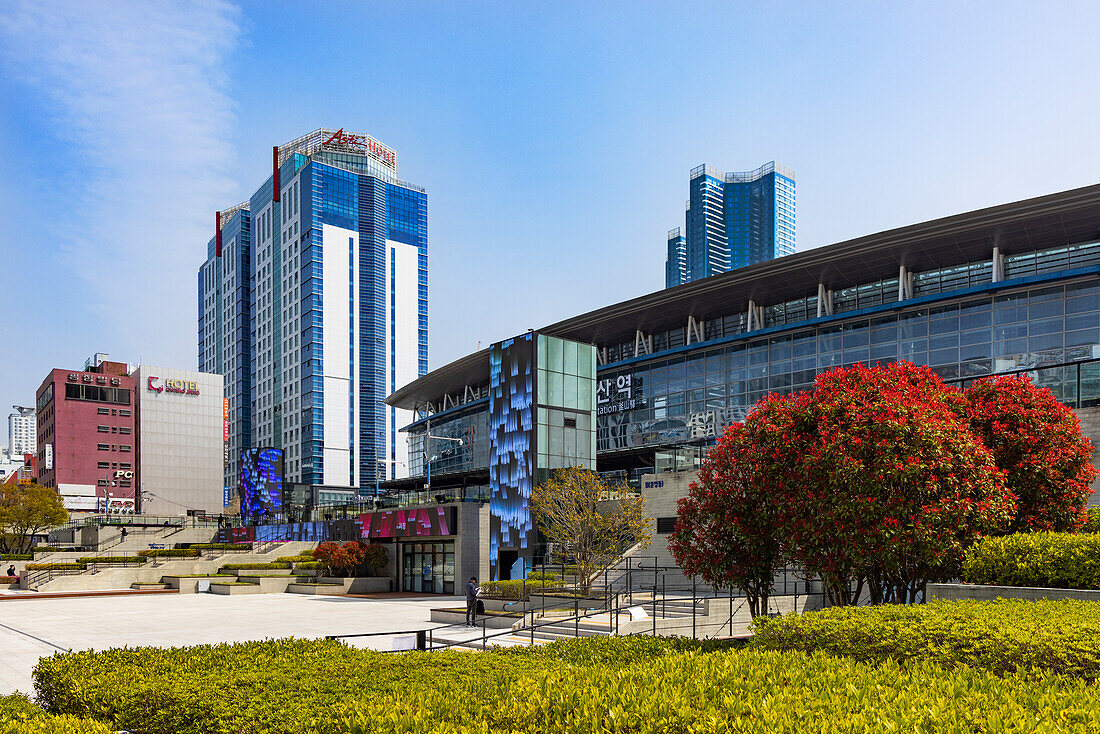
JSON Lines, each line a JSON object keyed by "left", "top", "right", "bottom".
{"left": 188, "top": 543, "right": 253, "bottom": 551}
{"left": 136, "top": 549, "right": 200, "bottom": 559}
{"left": 293, "top": 561, "right": 324, "bottom": 570}
{"left": 0, "top": 576, "right": 17, "bottom": 583}
{"left": 31, "top": 547, "right": 86, "bottom": 554}
{"left": 0, "top": 554, "right": 32, "bottom": 561}
{"left": 962, "top": 531, "right": 1100, "bottom": 589}
{"left": 24, "top": 563, "right": 85, "bottom": 571}
{"left": 479, "top": 578, "right": 564, "bottom": 600}
{"left": 750, "top": 598, "right": 1100, "bottom": 679}
{"left": 277, "top": 555, "right": 314, "bottom": 563}
{"left": 1082, "top": 508, "right": 1100, "bottom": 533}
{"left": 218, "top": 562, "right": 291, "bottom": 570}
{"left": 76, "top": 556, "right": 145, "bottom": 565}
{"left": 525, "top": 571, "right": 561, "bottom": 580}
{"left": 0, "top": 693, "right": 111, "bottom": 733}
{"left": 32, "top": 637, "right": 1100, "bottom": 733}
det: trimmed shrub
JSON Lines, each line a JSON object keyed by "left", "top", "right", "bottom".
{"left": 31, "top": 546, "right": 86, "bottom": 554}
{"left": 0, "top": 576, "right": 17, "bottom": 583}
{"left": 136, "top": 549, "right": 200, "bottom": 559}
{"left": 218, "top": 562, "right": 291, "bottom": 570}
{"left": 32, "top": 637, "right": 1100, "bottom": 733}
{"left": 0, "top": 554, "right": 32, "bottom": 561}
{"left": 1082, "top": 508, "right": 1100, "bottom": 533}
{"left": 277, "top": 555, "right": 314, "bottom": 563}
{"left": 25, "top": 563, "right": 84, "bottom": 571}
{"left": 750, "top": 598, "right": 1100, "bottom": 679}
{"left": 526, "top": 571, "right": 561, "bottom": 581}
{"left": 479, "top": 579, "right": 564, "bottom": 600}
{"left": 293, "top": 561, "right": 324, "bottom": 570}
{"left": 0, "top": 693, "right": 111, "bottom": 733}
{"left": 962, "top": 531, "right": 1100, "bottom": 589}
{"left": 77, "top": 556, "right": 146, "bottom": 565}
{"left": 188, "top": 543, "right": 253, "bottom": 551}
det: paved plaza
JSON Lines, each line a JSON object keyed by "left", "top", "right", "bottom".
{"left": 0, "top": 592, "right": 463, "bottom": 696}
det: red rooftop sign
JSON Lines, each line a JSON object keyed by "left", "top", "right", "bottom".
{"left": 322, "top": 129, "right": 396, "bottom": 169}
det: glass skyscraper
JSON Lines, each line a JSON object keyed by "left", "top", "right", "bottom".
{"left": 199, "top": 128, "right": 427, "bottom": 496}
{"left": 666, "top": 162, "right": 795, "bottom": 287}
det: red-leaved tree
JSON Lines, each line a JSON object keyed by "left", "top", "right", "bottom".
{"left": 668, "top": 418, "right": 788, "bottom": 618}
{"left": 964, "top": 373, "right": 1097, "bottom": 533}
{"left": 740, "top": 362, "right": 1016, "bottom": 605}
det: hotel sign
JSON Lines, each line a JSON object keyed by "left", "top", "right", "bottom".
{"left": 147, "top": 377, "right": 199, "bottom": 395}
{"left": 223, "top": 398, "right": 230, "bottom": 467}
{"left": 322, "top": 128, "right": 397, "bottom": 170}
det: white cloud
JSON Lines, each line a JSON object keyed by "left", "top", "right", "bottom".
{"left": 0, "top": 0, "right": 240, "bottom": 368}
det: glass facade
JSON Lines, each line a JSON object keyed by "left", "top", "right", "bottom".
{"left": 402, "top": 541, "right": 455, "bottom": 594}
{"left": 595, "top": 277, "right": 1100, "bottom": 453}
{"left": 667, "top": 162, "right": 795, "bottom": 287}
{"left": 535, "top": 334, "right": 597, "bottom": 479}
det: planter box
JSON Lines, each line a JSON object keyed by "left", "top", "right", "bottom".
{"left": 430, "top": 608, "right": 519, "bottom": 628}
{"left": 210, "top": 582, "right": 262, "bottom": 595}
{"left": 927, "top": 583, "right": 1100, "bottom": 602}
{"left": 317, "top": 576, "right": 392, "bottom": 594}
{"left": 287, "top": 582, "right": 346, "bottom": 596}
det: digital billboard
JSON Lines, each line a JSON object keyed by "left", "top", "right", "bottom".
{"left": 357, "top": 507, "right": 456, "bottom": 540}
{"left": 239, "top": 447, "right": 284, "bottom": 521}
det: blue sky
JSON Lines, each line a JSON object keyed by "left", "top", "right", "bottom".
{"left": 2, "top": 1, "right": 1100, "bottom": 425}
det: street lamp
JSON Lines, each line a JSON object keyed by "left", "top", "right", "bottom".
{"left": 374, "top": 455, "right": 407, "bottom": 498}
{"left": 422, "top": 434, "right": 463, "bottom": 490}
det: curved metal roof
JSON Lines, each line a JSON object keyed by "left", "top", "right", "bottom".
{"left": 388, "top": 183, "right": 1100, "bottom": 410}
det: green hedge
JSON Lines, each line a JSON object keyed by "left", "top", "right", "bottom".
{"left": 293, "top": 561, "right": 324, "bottom": 570}
{"left": 77, "top": 556, "right": 146, "bottom": 565}
{"left": 218, "top": 562, "right": 291, "bottom": 570}
{"left": 31, "top": 637, "right": 1100, "bottom": 733}
{"left": 136, "top": 549, "right": 200, "bottom": 558}
{"left": 962, "top": 531, "right": 1100, "bottom": 589}
{"left": 0, "top": 576, "right": 17, "bottom": 583}
{"left": 188, "top": 543, "right": 253, "bottom": 551}
{"left": 0, "top": 694, "right": 111, "bottom": 733}
{"left": 750, "top": 598, "right": 1100, "bottom": 679}
{"left": 277, "top": 555, "right": 315, "bottom": 563}
{"left": 25, "top": 563, "right": 85, "bottom": 571}
{"left": 1082, "top": 508, "right": 1100, "bottom": 533}
{"left": 0, "top": 554, "right": 32, "bottom": 561}
{"left": 525, "top": 571, "right": 561, "bottom": 581}
{"left": 479, "top": 578, "right": 565, "bottom": 600}
{"left": 31, "top": 547, "right": 86, "bottom": 554}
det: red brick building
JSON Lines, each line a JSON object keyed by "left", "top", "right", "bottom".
{"left": 35, "top": 358, "right": 137, "bottom": 512}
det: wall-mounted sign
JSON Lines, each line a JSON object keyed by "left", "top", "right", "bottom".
{"left": 68, "top": 373, "right": 120, "bottom": 386}
{"left": 596, "top": 374, "right": 642, "bottom": 415}
{"left": 147, "top": 377, "right": 199, "bottom": 395}
{"left": 114, "top": 470, "right": 134, "bottom": 479}
{"left": 44, "top": 443, "right": 53, "bottom": 470}
{"left": 322, "top": 128, "right": 397, "bottom": 169}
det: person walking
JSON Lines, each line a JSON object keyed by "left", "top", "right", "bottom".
{"left": 465, "top": 576, "right": 479, "bottom": 627}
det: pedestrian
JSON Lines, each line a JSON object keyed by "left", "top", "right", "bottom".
{"left": 465, "top": 576, "right": 479, "bottom": 627}
{"left": 5, "top": 565, "right": 15, "bottom": 579}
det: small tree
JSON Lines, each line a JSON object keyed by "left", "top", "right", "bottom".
{"left": 965, "top": 374, "right": 1098, "bottom": 533}
{"left": 313, "top": 541, "right": 366, "bottom": 576}
{"left": 669, "top": 419, "right": 786, "bottom": 618}
{"left": 0, "top": 483, "right": 68, "bottom": 554}
{"left": 529, "top": 466, "right": 652, "bottom": 592}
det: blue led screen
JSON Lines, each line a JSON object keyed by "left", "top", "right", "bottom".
{"left": 239, "top": 447, "right": 284, "bottom": 521}
{"left": 488, "top": 333, "right": 535, "bottom": 579}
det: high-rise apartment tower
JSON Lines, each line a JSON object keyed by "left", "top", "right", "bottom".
{"left": 666, "top": 162, "right": 795, "bottom": 287}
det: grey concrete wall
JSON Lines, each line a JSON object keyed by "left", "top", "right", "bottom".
{"left": 928, "top": 583, "right": 1100, "bottom": 602}
{"left": 619, "top": 592, "right": 824, "bottom": 639}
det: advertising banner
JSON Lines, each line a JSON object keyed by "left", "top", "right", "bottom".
{"left": 357, "top": 507, "right": 456, "bottom": 540}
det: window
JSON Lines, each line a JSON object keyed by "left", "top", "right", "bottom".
{"left": 97, "top": 425, "right": 109, "bottom": 433}
{"left": 120, "top": 445, "right": 131, "bottom": 452}
{"left": 97, "top": 407, "right": 110, "bottom": 415}
{"left": 97, "top": 461, "right": 109, "bottom": 469}
{"left": 119, "top": 427, "right": 131, "bottom": 435}
{"left": 118, "top": 409, "right": 131, "bottom": 417}
{"left": 97, "top": 444, "right": 109, "bottom": 451}
{"left": 656, "top": 517, "right": 678, "bottom": 534}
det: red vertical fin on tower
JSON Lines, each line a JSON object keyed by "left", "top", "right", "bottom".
{"left": 215, "top": 211, "right": 222, "bottom": 257}
{"left": 273, "top": 146, "right": 281, "bottom": 202}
